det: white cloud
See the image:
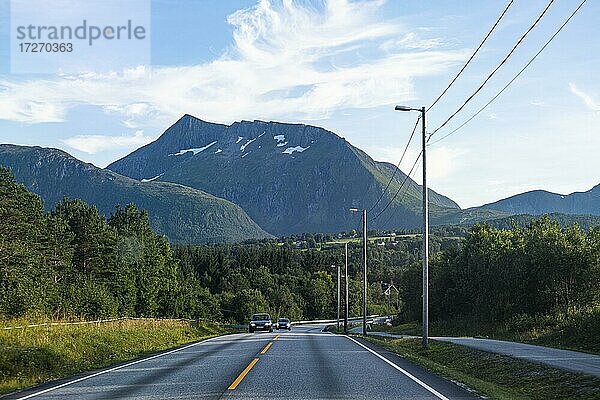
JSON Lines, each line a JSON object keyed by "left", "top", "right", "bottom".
{"left": 0, "top": 0, "right": 468, "bottom": 126}
{"left": 62, "top": 130, "right": 154, "bottom": 154}
{"left": 569, "top": 83, "right": 600, "bottom": 111}
{"left": 380, "top": 32, "right": 443, "bottom": 52}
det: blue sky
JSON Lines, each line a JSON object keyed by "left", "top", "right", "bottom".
{"left": 0, "top": 0, "right": 598, "bottom": 207}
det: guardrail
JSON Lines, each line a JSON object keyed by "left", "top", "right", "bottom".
{"left": 290, "top": 315, "right": 381, "bottom": 326}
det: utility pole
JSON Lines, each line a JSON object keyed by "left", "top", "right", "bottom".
{"left": 344, "top": 242, "right": 349, "bottom": 334}
{"left": 336, "top": 264, "right": 340, "bottom": 332}
{"left": 420, "top": 106, "right": 429, "bottom": 349}
{"left": 394, "top": 105, "right": 428, "bottom": 349}
{"left": 362, "top": 208, "right": 368, "bottom": 336}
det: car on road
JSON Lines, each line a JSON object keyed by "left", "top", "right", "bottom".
{"left": 249, "top": 313, "right": 273, "bottom": 333}
{"left": 276, "top": 318, "right": 291, "bottom": 331}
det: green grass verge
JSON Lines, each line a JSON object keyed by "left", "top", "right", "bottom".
{"left": 0, "top": 319, "right": 224, "bottom": 395}
{"left": 365, "top": 337, "right": 600, "bottom": 400}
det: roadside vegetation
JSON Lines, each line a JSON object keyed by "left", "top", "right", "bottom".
{"left": 390, "top": 219, "right": 600, "bottom": 354}
{"left": 366, "top": 337, "right": 600, "bottom": 400}
{"left": 0, "top": 318, "right": 222, "bottom": 395}
{"left": 375, "top": 306, "right": 600, "bottom": 354}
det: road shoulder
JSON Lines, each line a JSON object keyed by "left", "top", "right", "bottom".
{"left": 364, "top": 330, "right": 600, "bottom": 378}
{"left": 348, "top": 336, "right": 481, "bottom": 400}
{"left": 363, "top": 335, "right": 600, "bottom": 400}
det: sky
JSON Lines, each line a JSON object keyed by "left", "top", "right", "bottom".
{"left": 0, "top": 0, "right": 598, "bottom": 208}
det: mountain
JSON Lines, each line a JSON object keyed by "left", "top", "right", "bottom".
{"left": 0, "top": 144, "right": 271, "bottom": 244}
{"left": 108, "top": 114, "right": 464, "bottom": 235}
{"left": 477, "top": 186, "right": 600, "bottom": 216}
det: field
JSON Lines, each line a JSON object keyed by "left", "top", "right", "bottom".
{"left": 0, "top": 318, "right": 224, "bottom": 395}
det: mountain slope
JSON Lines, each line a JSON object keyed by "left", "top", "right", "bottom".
{"left": 108, "top": 115, "right": 467, "bottom": 235}
{"left": 478, "top": 186, "right": 600, "bottom": 216}
{"left": 0, "top": 144, "right": 271, "bottom": 243}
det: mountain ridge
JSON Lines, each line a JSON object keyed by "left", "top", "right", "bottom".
{"left": 0, "top": 144, "right": 271, "bottom": 244}
{"left": 477, "top": 185, "right": 600, "bottom": 216}
{"left": 108, "top": 114, "right": 465, "bottom": 235}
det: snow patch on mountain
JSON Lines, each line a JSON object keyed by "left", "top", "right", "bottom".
{"left": 240, "top": 137, "right": 257, "bottom": 152}
{"left": 274, "top": 135, "right": 288, "bottom": 147}
{"left": 169, "top": 141, "right": 217, "bottom": 156}
{"left": 282, "top": 146, "right": 310, "bottom": 155}
{"left": 141, "top": 173, "right": 163, "bottom": 182}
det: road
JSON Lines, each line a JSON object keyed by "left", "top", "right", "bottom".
{"left": 6, "top": 325, "right": 478, "bottom": 400}
{"left": 356, "top": 329, "right": 600, "bottom": 378}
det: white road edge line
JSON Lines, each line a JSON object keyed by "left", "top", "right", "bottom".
{"left": 14, "top": 335, "right": 228, "bottom": 400}
{"left": 344, "top": 335, "right": 450, "bottom": 400}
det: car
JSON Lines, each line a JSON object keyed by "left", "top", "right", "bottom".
{"left": 276, "top": 318, "right": 291, "bottom": 331}
{"left": 249, "top": 313, "right": 273, "bottom": 333}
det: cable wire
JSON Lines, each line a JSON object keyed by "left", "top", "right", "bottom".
{"left": 370, "top": 151, "right": 422, "bottom": 223}
{"left": 381, "top": 155, "right": 423, "bottom": 229}
{"left": 428, "top": 0, "right": 588, "bottom": 146}
{"left": 428, "top": 0, "right": 514, "bottom": 111}
{"left": 368, "top": 115, "right": 420, "bottom": 213}
{"left": 430, "top": 0, "right": 556, "bottom": 137}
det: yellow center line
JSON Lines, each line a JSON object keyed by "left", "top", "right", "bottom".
{"left": 260, "top": 341, "right": 273, "bottom": 354}
{"left": 228, "top": 358, "right": 259, "bottom": 390}
{"left": 273, "top": 334, "right": 280, "bottom": 340}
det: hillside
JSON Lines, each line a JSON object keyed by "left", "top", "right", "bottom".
{"left": 478, "top": 186, "right": 600, "bottom": 216}
{"left": 108, "top": 115, "right": 466, "bottom": 235}
{"left": 479, "top": 213, "right": 600, "bottom": 231}
{"left": 0, "top": 144, "right": 271, "bottom": 243}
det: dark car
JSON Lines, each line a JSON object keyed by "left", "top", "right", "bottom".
{"left": 276, "top": 318, "right": 291, "bottom": 331}
{"left": 249, "top": 313, "right": 273, "bottom": 333}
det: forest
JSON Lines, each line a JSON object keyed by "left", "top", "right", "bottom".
{"left": 1, "top": 167, "right": 599, "bottom": 333}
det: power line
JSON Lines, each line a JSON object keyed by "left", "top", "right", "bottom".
{"left": 430, "top": 0, "right": 556, "bottom": 137}
{"left": 368, "top": 115, "right": 420, "bottom": 213}
{"left": 370, "top": 151, "right": 422, "bottom": 223}
{"left": 428, "top": 0, "right": 588, "bottom": 146}
{"left": 381, "top": 155, "right": 423, "bottom": 229}
{"left": 428, "top": 0, "right": 514, "bottom": 111}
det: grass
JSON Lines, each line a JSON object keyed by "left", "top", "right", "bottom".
{"left": 0, "top": 318, "right": 224, "bottom": 395}
{"left": 377, "top": 307, "right": 600, "bottom": 354}
{"left": 366, "top": 336, "right": 600, "bottom": 400}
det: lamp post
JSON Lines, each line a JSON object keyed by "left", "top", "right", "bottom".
{"left": 394, "top": 105, "right": 429, "bottom": 349}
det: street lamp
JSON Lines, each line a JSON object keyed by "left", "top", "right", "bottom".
{"left": 395, "top": 105, "right": 429, "bottom": 349}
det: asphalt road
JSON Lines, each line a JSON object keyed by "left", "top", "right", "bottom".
{"left": 6, "top": 325, "right": 478, "bottom": 400}
{"left": 356, "top": 328, "right": 600, "bottom": 378}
